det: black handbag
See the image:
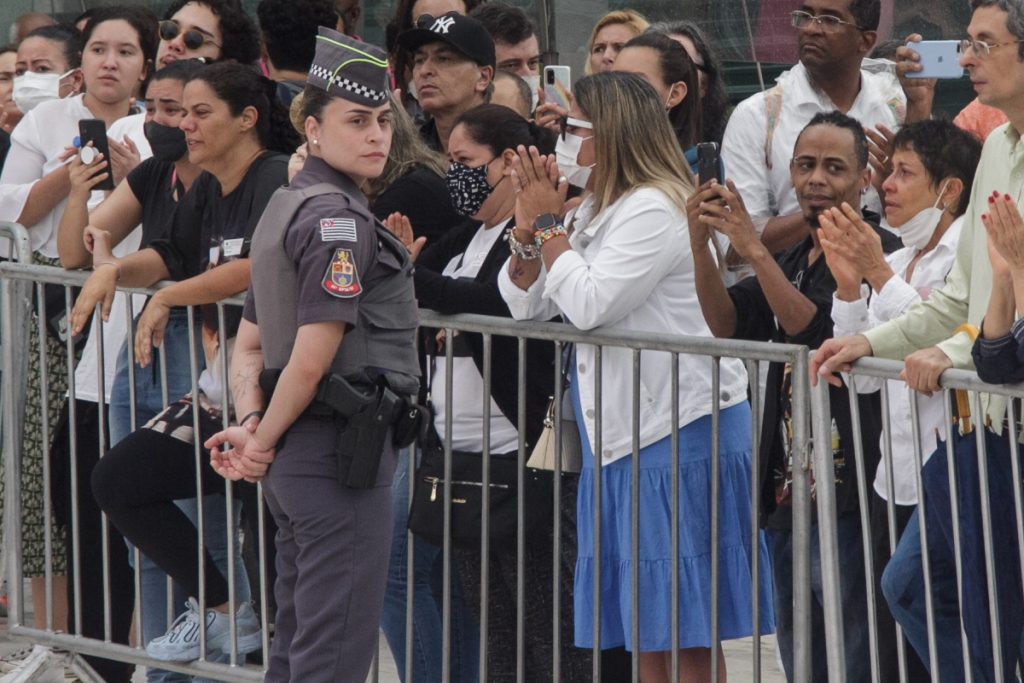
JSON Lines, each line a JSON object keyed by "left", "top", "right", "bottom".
{"left": 407, "top": 443, "right": 552, "bottom": 548}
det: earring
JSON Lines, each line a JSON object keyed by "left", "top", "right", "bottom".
{"left": 312, "top": 139, "right": 319, "bottom": 146}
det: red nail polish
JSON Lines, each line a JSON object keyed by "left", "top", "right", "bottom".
{"left": 1006, "top": 194, "right": 1013, "bottom": 201}
{"left": 989, "top": 196, "right": 996, "bottom": 203}
{"left": 983, "top": 213, "right": 990, "bottom": 221}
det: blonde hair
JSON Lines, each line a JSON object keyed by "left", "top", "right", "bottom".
{"left": 574, "top": 72, "right": 694, "bottom": 216}
{"left": 585, "top": 10, "right": 649, "bottom": 75}
{"left": 364, "top": 95, "right": 447, "bottom": 202}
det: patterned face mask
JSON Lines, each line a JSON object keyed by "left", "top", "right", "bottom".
{"left": 446, "top": 159, "right": 495, "bottom": 217}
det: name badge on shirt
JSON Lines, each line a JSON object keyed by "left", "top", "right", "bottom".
{"left": 209, "top": 245, "right": 221, "bottom": 266}
{"left": 222, "top": 238, "right": 244, "bottom": 258}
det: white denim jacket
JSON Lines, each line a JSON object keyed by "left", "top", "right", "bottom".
{"left": 498, "top": 187, "right": 748, "bottom": 464}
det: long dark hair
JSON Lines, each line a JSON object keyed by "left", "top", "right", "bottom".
{"left": 621, "top": 32, "right": 700, "bottom": 151}
{"left": 647, "top": 21, "right": 729, "bottom": 145}
{"left": 191, "top": 62, "right": 301, "bottom": 155}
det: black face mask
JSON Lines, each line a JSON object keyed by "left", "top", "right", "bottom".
{"left": 144, "top": 120, "right": 188, "bottom": 162}
{"left": 446, "top": 160, "right": 495, "bottom": 217}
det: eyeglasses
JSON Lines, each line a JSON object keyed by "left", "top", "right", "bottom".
{"left": 159, "top": 20, "right": 220, "bottom": 51}
{"left": 789, "top": 10, "right": 864, "bottom": 32}
{"left": 959, "top": 37, "right": 1022, "bottom": 58}
{"left": 558, "top": 116, "right": 593, "bottom": 140}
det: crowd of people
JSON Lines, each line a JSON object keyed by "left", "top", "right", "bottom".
{"left": 2, "top": 0, "right": 1024, "bottom": 681}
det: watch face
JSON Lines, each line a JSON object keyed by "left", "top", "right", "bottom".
{"left": 534, "top": 213, "right": 559, "bottom": 230}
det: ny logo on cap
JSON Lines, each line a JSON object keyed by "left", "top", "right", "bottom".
{"left": 431, "top": 16, "right": 456, "bottom": 33}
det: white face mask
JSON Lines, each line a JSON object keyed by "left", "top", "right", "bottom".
{"left": 12, "top": 69, "right": 74, "bottom": 112}
{"left": 555, "top": 131, "right": 595, "bottom": 189}
{"left": 523, "top": 73, "right": 540, "bottom": 111}
{"left": 897, "top": 179, "right": 950, "bottom": 251}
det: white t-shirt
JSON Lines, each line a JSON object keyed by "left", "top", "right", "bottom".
{"left": 432, "top": 219, "right": 520, "bottom": 453}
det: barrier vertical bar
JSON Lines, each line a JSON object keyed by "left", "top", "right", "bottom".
{"left": 671, "top": 354, "right": 680, "bottom": 683}
{"left": 441, "top": 326, "right": 454, "bottom": 683}
{"left": 123, "top": 294, "right": 145, "bottom": 649}
{"left": 36, "top": 283, "right": 56, "bottom": 632}
{"left": 1, "top": 274, "right": 25, "bottom": 629}
{"left": 909, "top": 390, "right": 939, "bottom": 676}
{"left": 791, "top": 349, "right": 813, "bottom": 681}
{"left": 479, "top": 333, "right": 492, "bottom": 683}
{"left": 185, "top": 305, "right": 209, "bottom": 660}
{"left": 970, "top": 390, "right": 1004, "bottom": 682}
{"left": 630, "top": 349, "right": 640, "bottom": 683}
{"left": 216, "top": 303, "right": 239, "bottom": 666}
{"left": 515, "top": 336, "right": 527, "bottom": 683}
{"left": 710, "top": 357, "right": 721, "bottom": 683}
{"left": 879, "top": 383, "right": 910, "bottom": 683}
{"left": 94, "top": 305, "right": 113, "bottom": 642}
{"left": 591, "top": 345, "right": 603, "bottom": 682}
{"left": 745, "top": 358, "right": 761, "bottom": 683}
{"left": 845, "top": 375, "right": 880, "bottom": 683}
{"left": 551, "top": 340, "right": 564, "bottom": 683}
{"left": 942, "top": 396, "right": 973, "bottom": 683}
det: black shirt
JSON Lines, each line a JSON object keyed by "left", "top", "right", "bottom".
{"left": 125, "top": 157, "right": 185, "bottom": 248}
{"left": 418, "top": 117, "right": 443, "bottom": 153}
{"left": 149, "top": 151, "right": 288, "bottom": 336}
{"left": 728, "top": 213, "right": 900, "bottom": 529}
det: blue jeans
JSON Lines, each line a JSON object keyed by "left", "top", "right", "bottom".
{"left": 881, "top": 508, "right": 965, "bottom": 682}
{"left": 379, "top": 448, "right": 479, "bottom": 683}
{"left": 886, "top": 431, "right": 1024, "bottom": 683}
{"left": 767, "top": 512, "right": 870, "bottom": 683}
{"left": 109, "top": 314, "right": 249, "bottom": 682}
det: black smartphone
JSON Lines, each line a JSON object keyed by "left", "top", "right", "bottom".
{"left": 696, "top": 141, "right": 723, "bottom": 185}
{"left": 78, "top": 118, "right": 114, "bottom": 191}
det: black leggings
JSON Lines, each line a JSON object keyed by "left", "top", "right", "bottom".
{"left": 91, "top": 428, "right": 233, "bottom": 606}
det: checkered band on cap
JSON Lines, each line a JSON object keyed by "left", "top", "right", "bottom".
{"left": 308, "top": 27, "right": 390, "bottom": 106}
{"left": 308, "top": 64, "right": 388, "bottom": 104}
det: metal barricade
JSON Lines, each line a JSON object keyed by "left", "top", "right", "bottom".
{"left": 812, "top": 355, "right": 1024, "bottom": 683}
{"left": 1, "top": 259, "right": 816, "bottom": 682}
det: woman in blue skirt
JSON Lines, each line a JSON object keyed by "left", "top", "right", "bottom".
{"left": 497, "top": 71, "right": 774, "bottom": 681}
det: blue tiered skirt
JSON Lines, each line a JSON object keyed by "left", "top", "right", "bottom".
{"left": 572, "top": 389, "right": 775, "bottom": 651}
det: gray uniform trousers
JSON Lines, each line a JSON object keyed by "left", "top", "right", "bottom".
{"left": 262, "top": 416, "right": 398, "bottom": 682}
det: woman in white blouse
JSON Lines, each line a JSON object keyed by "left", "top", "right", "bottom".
{"left": 498, "top": 71, "right": 773, "bottom": 682}
{"left": 0, "top": 7, "right": 156, "bottom": 634}
{"left": 819, "top": 119, "right": 981, "bottom": 679}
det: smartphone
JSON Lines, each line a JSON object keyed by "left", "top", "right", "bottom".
{"left": 78, "top": 118, "right": 114, "bottom": 191}
{"left": 696, "top": 142, "right": 723, "bottom": 185}
{"left": 906, "top": 40, "right": 964, "bottom": 79}
{"left": 544, "top": 65, "right": 571, "bottom": 110}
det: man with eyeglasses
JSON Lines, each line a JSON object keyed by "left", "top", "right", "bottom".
{"left": 814, "top": 2, "right": 1024, "bottom": 679}
{"left": 722, "top": 0, "right": 906, "bottom": 258}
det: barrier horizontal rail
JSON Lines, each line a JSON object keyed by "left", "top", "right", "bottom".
{"left": 2, "top": 260, "right": 813, "bottom": 682}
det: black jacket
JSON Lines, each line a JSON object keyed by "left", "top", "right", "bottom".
{"left": 414, "top": 219, "right": 555, "bottom": 448}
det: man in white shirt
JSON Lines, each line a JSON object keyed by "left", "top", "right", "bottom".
{"left": 722, "top": 0, "right": 906, "bottom": 255}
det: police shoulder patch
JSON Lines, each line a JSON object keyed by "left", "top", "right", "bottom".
{"left": 322, "top": 248, "right": 362, "bottom": 298}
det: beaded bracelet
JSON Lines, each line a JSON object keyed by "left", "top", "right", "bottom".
{"left": 505, "top": 229, "right": 542, "bottom": 260}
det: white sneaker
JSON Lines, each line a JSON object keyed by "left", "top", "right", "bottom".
{"left": 146, "top": 599, "right": 263, "bottom": 662}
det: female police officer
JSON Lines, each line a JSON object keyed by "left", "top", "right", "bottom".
{"left": 204, "top": 29, "right": 420, "bottom": 683}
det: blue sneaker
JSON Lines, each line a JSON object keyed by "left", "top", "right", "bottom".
{"left": 146, "top": 599, "right": 262, "bottom": 662}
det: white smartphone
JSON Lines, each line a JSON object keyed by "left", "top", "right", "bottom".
{"left": 543, "top": 65, "right": 571, "bottom": 109}
{"left": 906, "top": 40, "right": 964, "bottom": 79}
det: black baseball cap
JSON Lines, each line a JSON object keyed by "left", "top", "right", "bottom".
{"left": 398, "top": 11, "right": 496, "bottom": 70}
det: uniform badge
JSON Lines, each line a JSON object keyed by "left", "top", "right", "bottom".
{"left": 322, "top": 248, "right": 362, "bottom": 298}
{"left": 320, "top": 217, "right": 358, "bottom": 242}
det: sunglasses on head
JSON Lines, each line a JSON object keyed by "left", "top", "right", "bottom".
{"left": 159, "top": 20, "right": 220, "bottom": 51}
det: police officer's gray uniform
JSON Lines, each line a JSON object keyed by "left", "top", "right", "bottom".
{"left": 241, "top": 29, "right": 418, "bottom": 683}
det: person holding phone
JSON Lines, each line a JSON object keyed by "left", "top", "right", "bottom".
{"left": 500, "top": 72, "right": 772, "bottom": 683}
{"left": 0, "top": 7, "right": 156, "bottom": 641}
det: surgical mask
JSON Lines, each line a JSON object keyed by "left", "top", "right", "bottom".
{"left": 144, "top": 120, "right": 188, "bottom": 162}
{"left": 555, "top": 132, "right": 595, "bottom": 189}
{"left": 523, "top": 73, "right": 541, "bottom": 111}
{"left": 12, "top": 69, "right": 74, "bottom": 112}
{"left": 447, "top": 160, "right": 495, "bottom": 217}
{"left": 897, "top": 180, "right": 950, "bottom": 251}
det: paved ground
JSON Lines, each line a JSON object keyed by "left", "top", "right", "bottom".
{"left": 3, "top": 581, "right": 786, "bottom": 682}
